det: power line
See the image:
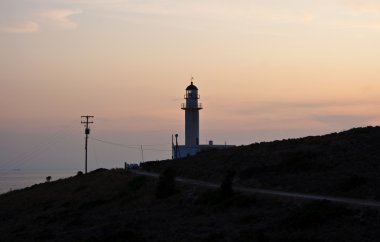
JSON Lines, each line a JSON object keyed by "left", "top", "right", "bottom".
{"left": 90, "top": 138, "right": 140, "bottom": 149}
{"left": 89, "top": 137, "right": 171, "bottom": 152}
{"left": 90, "top": 137, "right": 170, "bottom": 147}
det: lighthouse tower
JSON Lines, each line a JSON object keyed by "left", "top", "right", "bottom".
{"left": 181, "top": 81, "right": 203, "bottom": 147}
{"left": 172, "top": 79, "right": 234, "bottom": 159}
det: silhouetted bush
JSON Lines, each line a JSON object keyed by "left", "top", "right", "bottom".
{"left": 155, "top": 168, "right": 178, "bottom": 199}
{"left": 45, "top": 176, "right": 51, "bottom": 182}
{"left": 127, "top": 176, "right": 147, "bottom": 193}
{"left": 196, "top": 171, "right": 257, "bottom": 210}
{"left": 91, "top": 168, "right": 108, "bottom": 173}
{"left": 77, "top": 171, "right": 83, "bottom": 176}
{"left": 220, "top": 170, "right": 236, "bottom": 198}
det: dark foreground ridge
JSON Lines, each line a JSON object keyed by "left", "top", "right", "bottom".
{"left": 143, "top": 126, "right": 380, "bottom": 200}
{"left": 133, "top": 170, "right": 380, "bottom": 208}
{"left": 2, "top": 126, "right": 380, "bottom": 241}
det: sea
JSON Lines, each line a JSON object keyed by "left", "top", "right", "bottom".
{"left": 0, "top": 169, "right": 77, "bottom": 195}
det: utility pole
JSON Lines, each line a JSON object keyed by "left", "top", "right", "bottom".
{"left": 81, "top": 115, "right": 94, "bottom": 174}
{"left": 175, "top": 134, "right": 180, "bottom": 159}
{"left": 140, "top": 145, "right": 144, "bottom": 163}
{"left": 171, "top": 135, "right": 174, "bottom": 159}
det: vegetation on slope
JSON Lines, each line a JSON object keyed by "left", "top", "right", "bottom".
{"left": 1, "top": 169, "right": 380, "bottom": 242}
{"left": 2, "top": 127, "right": 380, "bottom": 241}
{"left": 142, "top": 126, "right": 380, "bottom": 199}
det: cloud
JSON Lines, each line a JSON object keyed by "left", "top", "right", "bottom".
{"left": 221, "top": 98, "right": 380, "bottom": 130}
{"left": 332, "top": 1, "right": 380, "bottom": 31}
{"left": 41, "top": 9, "right": 82, "bottom": 29}
{"left": 61, "top": 0, "right": 314, "bottom": 26}
{"left": 0, "top": 9, "right": 82, "bottom": 34}
{"left": 351, "top": 23, "right": 380, "bottom": 30}
{"left": 0, "top": 21, "right": 40, "bottom": 34}
{"left": 229, "top": 99, "right": 369, "bottom": 116}
{"left": 313, "top": 114, "right": 376, "bottom": 127}
{"left": 338, "top": 0, "right": 380, "bottom": 14}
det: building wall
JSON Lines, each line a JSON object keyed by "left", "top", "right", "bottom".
{"left": 173, "top": 145, "right": 199, "bottom": 159}
{"left": 173, "top": 144, "right": 235, "bottom": 159}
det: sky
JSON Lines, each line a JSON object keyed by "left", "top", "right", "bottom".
{"left": 1, "top": 0, "right": 380, "bottom": 170}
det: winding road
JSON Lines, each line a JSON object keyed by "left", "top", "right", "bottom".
{"left": 133, "top": 170, "right": 380, "bottom": 208}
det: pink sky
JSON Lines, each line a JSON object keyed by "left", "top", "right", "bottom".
{"left": 1, "top": 0, "right": 380, "bottom": 170}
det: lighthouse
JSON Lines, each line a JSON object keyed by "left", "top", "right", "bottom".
{"left": 172, "top": 79, "right": 234, "bottom": 159}
{"left": 181, "top": 81, "right": 203, "bottom": 146}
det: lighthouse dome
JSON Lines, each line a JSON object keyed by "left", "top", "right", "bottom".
{"left": 186, "top": 82, "right": 198, "bottom": 90}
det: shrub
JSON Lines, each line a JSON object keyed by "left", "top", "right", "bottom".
{"left": 220, "top": 170, "right": 236, "bottom": 198}
{"left": 127, "top": 176, "right": 147, "bottom": 193}
{"left": 155, "top": 168, "right": 178, "bottom": 199}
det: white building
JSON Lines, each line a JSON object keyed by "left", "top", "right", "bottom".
{"left": 172, "top": 81, "right": 235, "bottom": 159}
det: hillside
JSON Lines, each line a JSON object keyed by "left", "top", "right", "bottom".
{"left": 2, "top": 169, "right": 380, "bottom": 242}
{"left": 2, "top": 126, "right": 380, "bottom": 241}
{"left": 142, "top": 126, "right": 380, "bottom": 200}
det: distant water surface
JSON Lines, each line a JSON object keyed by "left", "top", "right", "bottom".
{"left": 0, "top": 169, "right": 77, "bottom": 195}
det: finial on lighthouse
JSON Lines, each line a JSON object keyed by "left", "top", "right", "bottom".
{"left": 186, "top": 77, "right": 198, "bottom": 90}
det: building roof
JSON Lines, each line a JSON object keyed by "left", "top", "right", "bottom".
{"left": 186, "top": 82, "right": 198, "bottom": 90}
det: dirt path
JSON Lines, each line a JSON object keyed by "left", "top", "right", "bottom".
{"left": 133, "top": 170, "right": 380, "bottom": 208}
